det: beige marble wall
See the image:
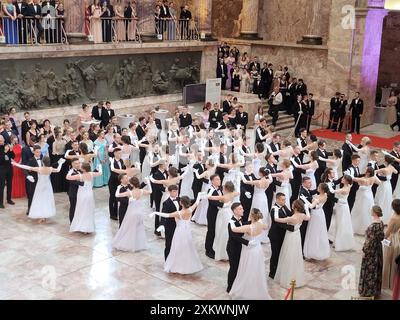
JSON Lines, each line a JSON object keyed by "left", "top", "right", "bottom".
{"left": 211, "top": 0, "right": 243, "bottom": 38}
{"left": 258, "top": 0, "right": 331, "bottom": 42}
{"left": 377, "top": 13, "right": 400, "bottom": 90}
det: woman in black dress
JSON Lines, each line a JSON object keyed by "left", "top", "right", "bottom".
{"left": 231, "top": 66, "right": 241, "bottom": 92}
{"left": 358, "top": 205, "right": 385, "bottom": 298}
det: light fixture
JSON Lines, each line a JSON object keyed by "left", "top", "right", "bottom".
{"left": 384, "top": 0, "right": 400, "bottom": 10}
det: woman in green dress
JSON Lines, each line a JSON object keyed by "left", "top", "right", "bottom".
{"left": 93, "top": 130, "right": 110, "bottom": 187}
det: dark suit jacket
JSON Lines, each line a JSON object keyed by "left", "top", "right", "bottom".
{"left": 68, "top": 169, "right": 84, "bottom": 198}
{"left": 136, "top": 124, "right": 146, "bottom": 140}
{"left": 27, "top": 156, "right": 42, "bottom": 184}
{"left": 349, "top": 98, "right": 364, "bottom": 117}
{"left": 296, "top": 84, "right": 307, "bottom": 96}
{"left": 222, "top": 100, "right": 232, "bottom": 114}
{"left": 155, "top": 118, "right": 162, "bottom": 130}
{"left": 227, "top": 217, "right": 250, "bottom": 255}
{"left": 235, "top": 112, "right": 248, "bottom": 128}
{"left": 91, "top": 106, "right": 105, "bottom": 122}
{"left": 317, "top": 148, "right": 333, "bottom": 171}
{"left": 192, "top": 162, "right": 206, "bottom": 190}
{"left": 27, "top": 3, "right": 42, "bottom": 16}
{"left": 16, "top": 2, "right": 29, "bottom": 16}
{"left": 249, "top": 62, "right": 261, "bottom": 73}
{"left": 337, "top": 100, "right": 348, "bottom": 117}
{"left": 208, "top": 110, "right": 223, "bottom": 129}
{"left": 21, "top": 120, "right": 31, "bottom": 144}
{"left": 179, "top": 114, "right": 192, "bottom": 128}
{"left": 0, "top": 130, "right": 16, "bottom": 145}
{"left": 268, "top": 205, "right": 294, "bottom": 241}
{"left": 342, "top": 142, "right": 355, "bottom": 172}
{"left": 159, "top": 5, "right": 171, "bottom": 18}
{"left": 207, "top": 188, "right": 224, "bottom": 216}
{"left": 179, "top": 9, "right": 192, "bottom": 20}
{"left": 253, "top": 80, "right": 263, "bottom": 95}
{"left": 330, "top": 97, "right": 340, "bottom": 114}
{"left": 161, "top": 198, "right": 178, "bottom": 238}
{"left": 306, "top": 99, "right": 315, "bottom": 117}
{"left": 216, "top": 63, "right": 228, "bottom": 79}
{"left": 102, "top": 108, "right": 115, "bottom": 128}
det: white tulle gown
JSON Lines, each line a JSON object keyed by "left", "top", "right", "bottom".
{"left": 70, "top": 178, "right": 95, "bottom": 233}
{"left": 304, "top": 201, "right": 330, "bottom": 260}
{"left": 141, "top": 151, "right": 151, "bottom": 183}
{"left": 213, "top": 202, "right": 233, "bottom": 261}
{"left": 112, "top": 195, "right": 149, "bottom": 252}
{"left": 222, "top": 168, "right": 241, "bottom": 202}
{"left": 191, "top": 180, "right": 210, "bottom": 225}
{"left": 29, "top": 173, "right": 56, "bottom": 219}
{"left": 358, "top": 149, "right": 369, "bottom": 175}
{"left": 351, "top": 185, "right": 374, "bottom": 235}
{"left": 250, "top": 185, "right": 270, "bottom": 243}
{"left": 229, "top": 227, "right": 271, "bottom": 300}
{"left": 274, "top": 224, "right": 306, "bottom": 288}
{"left": 164, "top": 212, "right": 203, "bottom": 274}
{"left": 375, "top": 174, "right": 393, "bottom": 225}
{"left": 180, "top": 160, "right": 195, "bottom": 199}
{"left": 330, "top": 193, "right": 355, "bottom": 251}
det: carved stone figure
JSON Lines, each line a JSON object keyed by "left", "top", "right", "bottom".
{"left": 141, "top": 60, "right": 153, "bottom": 94}
{"left": 46, "top": 72, "right": 59, "bottom": 105}
{"left": 152, "top": 70, "right": 169, "bottom": 93}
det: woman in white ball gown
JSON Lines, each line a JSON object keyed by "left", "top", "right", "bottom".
{"left": 112, "top": 177, "right": 152, "bottom": 252}
{"left": 301, "top": 183, "right": 330, "bottom": 261}
{"left": 351, "top": 167, "right": 381, "bottom": 235}
{"left": 219, "top": 153, "right": 243, "bottom": 202}
{"left": 375, "top": 154, "right": 398, "bottom": 225}
{"left": 192, "top": 159, "right": 216, "bottom": 225}
{"left": 241, "top": 168, "right": 272, "bottom": 243}
{"left": 316, "top": 149, "right": 342, "bottom": 180}
{"left": 12, "top": 156, "right": 65, "bottom": 223}
{"left": 293, "top": 150, "right": 319, "bottom": 190}
{"left": 328, "top": 175, "right": 355, "bottom": 251}
{"left": 152, "top": 195, "right": 204, "bottom": 275}
{"left": 206, "top": 181, "right": 239, "bottom": 261}
{"left": 347, "top": 137, "right": 371, "bottom": 175}
{"left": 270, "top": 159, "right": 293, "bottom": 208}
{"left": 67, "top": 162, "right": 103, "bottom": 234}
{"left": 180, "top": 158, "right": 195, "bottom": 199}
{"left": 229, "top": 208, "right": 271, "bottom": 300}
{"left": 274, "top": 200, "right": 311, "bottom": 288}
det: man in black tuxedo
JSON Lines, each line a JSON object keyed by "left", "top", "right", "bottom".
{"left": 101, "top": 101, "right": 115, "bottom": 128}
{"left": 149, "top": 110, "right": 162, "bottom": 132}
{"left": 235, "top": 105, "right": 248, "bottom": 131}
{"left": 67, "top": 158, "right": 84, "bottom": 223}
{"left": 315, "top": 140, "right": 333, "bottom": 185}
{"left": 297, "top": 128, "right": 308, "bottom": 163}
{"left": 179, "top": 106, "right": 192, "bottom": 128}
{"left": 367, "top": 150, "right": 384, "bottom": 197}
{"left": 322, "top": 168, "right": 340, "bottom": 231}
{"left": 161, "top": 185, "right": 179, "bottom": 260}
{"left": 296, "top": 79, "right": 307, "bottom": 97}
{"left": 305, "top": 93, "right": 315, "bottom": 133}
{"left": 248, "top": 56, "right": 261, "bottom": 73}
{"left": 208, "top": 103, "right": 223, "bottom": 129}
{"left": 328, "top": 92, "right": 341, "bottom": 129}
{"left": 390, "top": 142, "right": 400, "bottom": 192}
{"left": 293, "top": 95, "right": 307, "bottom": 137}
{"left": 192, "top": 151, "right": 206, "bottom": 200}
{"left": 215, "top": 144, "right": 228, "bottom": 182}
{"left": 298, "top": 177, "right": 317, "bottom": 250}
{"left": 222, "top": 94, "right": 233, "bottom": 114}
{"left": 290, "top": 146, "right": 306, "bottom": 205}
{"left": 27, "top": 0, "right": 44, "bottom": 43}
{"left": 267, "top": 133, "right": 281, "bottom": 162}
{"left": 136, "top": 116, "right": 147, "bottom": 164}
{"left": 240, "top": 163, "right": 256, "bottom": 221}
{"left": 253, "top": 75, "right": 264, "bottom": 99}
{"left": 26, "top": 145, "right": 42, "bottom": 215}
{"left": 0, "top": 136, "right": 15, "bottom": 209}
{"left": 344, "top": 155, "right": 361, "bottom": 211}
{"left": 390, "top": 96, "right": 400, "bottom": 131}
{"left": 260, "top": 63, "right": 269, "bottom": 99}
{"left": 283, "top": 66, "right": 290, "bottom": 83}
{"left": 265, "top": 63, "right": 274, "bottom": 97}
{"left": 205, "top": 174, "right": 223, "bottom": 259}
{"left": 216, "top": 58, "right": 228, "bottom": 90}
{"left": 109, "top": 148, "right": 126, "bottom": 221}
{"left": 110, "top": 116, "right": 121, "bottom": 135}
{"left": 342, "top": 134, "right": 357, "bottom": 172}
{"left": 92, "top": 101, "right": 105, "bottom": 126}
{"left": 268, "top": 193, "right": 294, "bottom": 279}
{"left": 332, "top": 94, "right": 347, "bottom": 132}
{"left": 1, "top": 120, "right": 18, "bottom": 145}
{"left": 265, "top": 153, "right": 281, "bottom": 211}
{"left": 349, "top": 91, "right": 364, "bottom": 134}
{"left": 227, "top": 203, "right": 253, "bottom": 293}
{"left": 151, "top": 161, "right": 168, "bottom": 235}
{"left": 15, "top": 0, "right": 29, "bottom": 44}
{"left": 268, "top": 87, "right": 283, "bottom": 126}
{"left": 21, "top": 136, "right": 34, "bottom": 165}
{"left": 179, "top": 5, "right": 192, "bottom": 39}
{"left": 21, "top": 112, "right": 34, "bottom": 145}
{"left": 115, "top": 173, "right": 131, "bottom": 226}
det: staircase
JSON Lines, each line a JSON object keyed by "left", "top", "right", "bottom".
{"left": 260, "top": 101, "right": 295, "bottom": 131}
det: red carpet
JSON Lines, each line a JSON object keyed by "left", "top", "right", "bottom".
{"left": 311, "top": 129, "right": 400, "bottom": 150}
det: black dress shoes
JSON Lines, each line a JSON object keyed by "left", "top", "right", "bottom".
{"left": 7, "top": 200, "right": 15, "bottom": 205}
{"left": 110, "top": 216, "right": 118, "bottom": 221}
{"left": 268, "top": 273, "right": 275, "bottom": 279}
{"left": 154, "top": 231, "right": 161, "bottom": 237}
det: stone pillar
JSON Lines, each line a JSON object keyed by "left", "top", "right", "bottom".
{"left": 197, "top": 0, "right": 214, "bottom": 40}
{"left": 239, "top": 0, "right": 261, "bottom": 40}
{"left": 64, "top": 0, "right": 87, "bottom": 43}
{"left": 298, "top": 0, "right": 323, "bottom": 45}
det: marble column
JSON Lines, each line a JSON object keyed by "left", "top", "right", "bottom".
{"left": 298, "top": 0, "right": 323, "bottom": 45}
{"left": 64, "top": 0, "right": 86, "bottom": 42}
{"left": 197, "top": 0, "right": 213, "bottom": 40}
{"left": 239, "top": 0, "right": 261, "bottom": 39}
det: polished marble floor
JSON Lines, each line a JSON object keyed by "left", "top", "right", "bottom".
{"left": 0, "top": 125, "right": 395, "bottom": 300}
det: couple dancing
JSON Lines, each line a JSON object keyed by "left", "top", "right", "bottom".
{"left": 226, "top": 203, "right": 271, "bottom": 300}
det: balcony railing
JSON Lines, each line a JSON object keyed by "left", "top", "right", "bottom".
{"left": 87, "top": 17, "right": 142, "bottom": 44}
{"left": 155, "top": 18, "right": 200, "bottom": 41}
{"left": 0, "top": 16, "right": 68, "bottom": 45}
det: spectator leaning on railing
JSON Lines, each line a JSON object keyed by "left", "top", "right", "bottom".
{"left": 179, "top": 4, "right": 191, "bottom": 40}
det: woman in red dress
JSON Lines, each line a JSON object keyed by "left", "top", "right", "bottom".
{"left": 11, "top": 134, "right": 26, "bottom": 198}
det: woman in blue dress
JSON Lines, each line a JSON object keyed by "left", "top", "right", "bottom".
{"left": 93, "top": 130, "right": 110, "bottom": 187}
{"left": 2, "top": 0, "right": 18, "bottom": 45}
